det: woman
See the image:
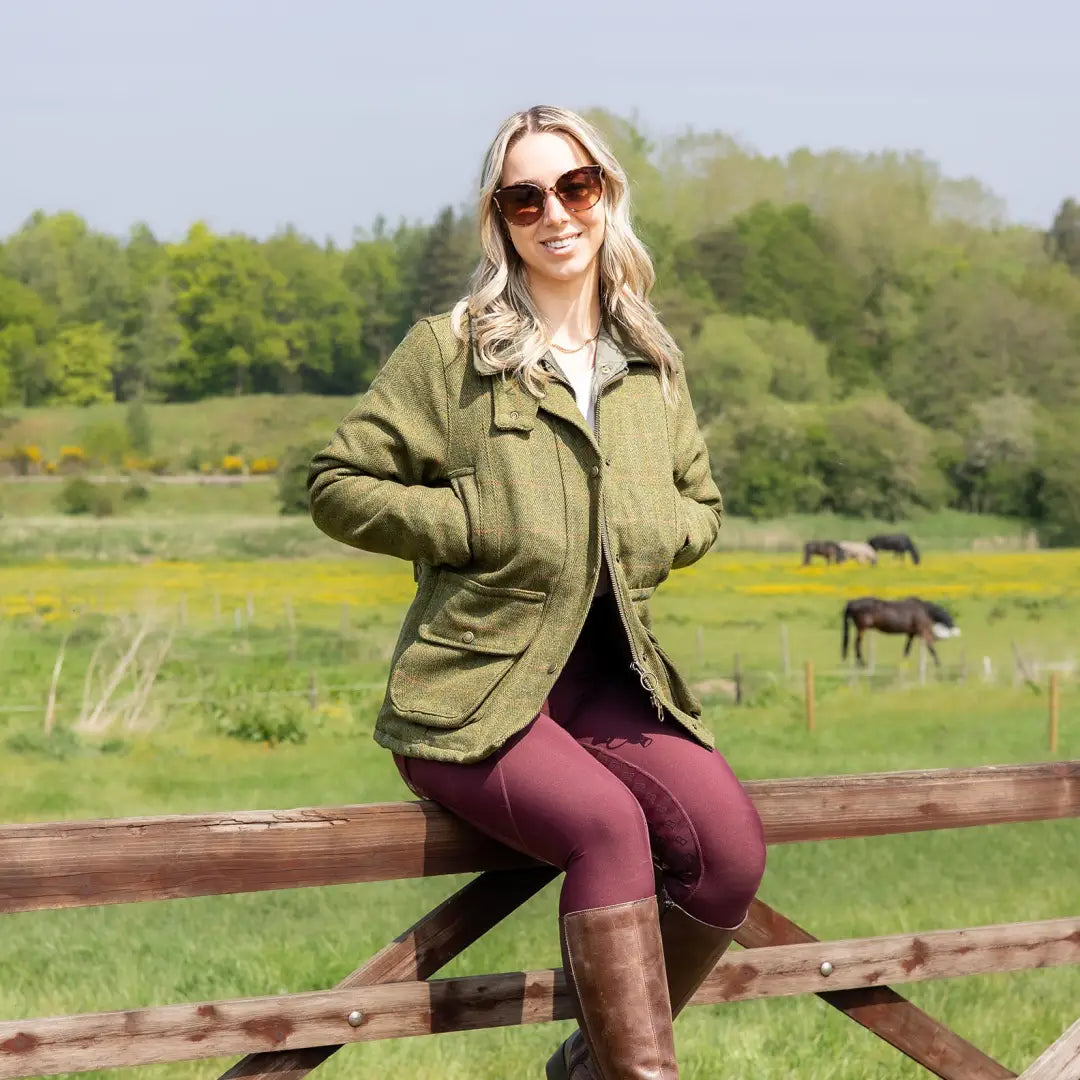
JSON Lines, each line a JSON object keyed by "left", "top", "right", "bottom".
{"left": 308, "top": 105, "right": 766, "bottom": 1080}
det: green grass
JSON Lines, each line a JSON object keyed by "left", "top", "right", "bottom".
{"left": 2, "top": 553, "right": 1078, "bottom": 1080}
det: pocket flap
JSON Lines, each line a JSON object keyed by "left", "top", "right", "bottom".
{"left": 420, "top": 572, "right": 546, "bottom": 656}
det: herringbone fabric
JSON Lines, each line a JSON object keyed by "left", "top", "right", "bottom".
{"left": 308, "top": 313, "right": 723, "bottom": 763}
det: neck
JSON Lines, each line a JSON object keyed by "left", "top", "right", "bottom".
{"left": 527, "top": 265, "right": 602, "bottom": 345}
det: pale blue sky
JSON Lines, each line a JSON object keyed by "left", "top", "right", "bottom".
{"left": 1, "top": 0, "right": 1076, "bottom": 244}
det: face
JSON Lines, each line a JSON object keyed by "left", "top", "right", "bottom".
{"left": 497, "top": 131, "right": 606, "bottom": 287}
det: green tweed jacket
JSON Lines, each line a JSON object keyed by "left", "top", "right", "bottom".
{"left": 308, "top": 312, "right": 723, "bottom": 763}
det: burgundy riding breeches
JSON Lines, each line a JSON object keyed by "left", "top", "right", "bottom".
{"left": 394, "top": 593, "right": 766, "bottom": 925}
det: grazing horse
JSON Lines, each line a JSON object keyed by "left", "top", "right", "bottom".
{"left": 867, "top": 532, "right": 921, "bottom": 565}
{"left": 803, "top": 540, "right": 846, "bottom": 566}
{"left": 842, "top": 596, "right": 960, "bottom": 668}
{"left": 837, "top": 540, "right": 878, "bottom": 566}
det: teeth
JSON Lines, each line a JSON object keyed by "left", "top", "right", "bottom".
{"left": 543, "top": 235, "right": 578, "bottom": 249}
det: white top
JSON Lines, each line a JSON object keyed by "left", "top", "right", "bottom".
{"left": 548, "top": 345, "right": 610, "bottom": 598}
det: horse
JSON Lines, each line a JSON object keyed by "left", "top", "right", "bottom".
{"left": 802, "top": 540, "right": 846, "bottom": 566}
{"left": 842, "top": 596, "right": 960, "bottom": 668}
{"left": 867, "top": 532, "right": 921, "bottom": 565}
{"left": 837, "top": 540, "right": 878, "bottom": 566}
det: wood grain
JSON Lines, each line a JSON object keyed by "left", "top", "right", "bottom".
{"left": 219, "top": 866, "right": 557, "bottom": 1080}
{"left": 2, "top": 918, "right": 1076, "bottom": 1079}
{"left": 2, "top": 761, "right": 1076, "bottom": 913}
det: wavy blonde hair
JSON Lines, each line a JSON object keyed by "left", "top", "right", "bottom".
{"left": 450, "top": 105, "right": 680, "bottom": 402}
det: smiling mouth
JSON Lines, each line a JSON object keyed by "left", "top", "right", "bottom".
{"left": 540, "top": 233, "right": 581, "bottom": 252}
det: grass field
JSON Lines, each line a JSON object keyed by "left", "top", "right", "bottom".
{"left": 2, "top": 549, "right": 1078, "bottom": 1080}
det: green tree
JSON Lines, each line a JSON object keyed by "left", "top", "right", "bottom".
{"left": 1046, "top": 198, "right": 1080, "bottom": 274}
{"left": 48, "top": 323, "right": 116, "bottom": 405}
{"left": 0, "top": 275, "right": 56, "bottom": 404}
{"left": 813, "top": 395, "right": 945, "bottom": 519}
{"left": 405, "top": 207, "right": 475, "bottom": 321}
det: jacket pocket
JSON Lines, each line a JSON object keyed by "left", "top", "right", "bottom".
{"left": 448, "top": 468, "right": 489, "bottom": 567}
{"left": 389, "top": 570, "right": 546, "bottom": 728}
{"left": 643, "top": 626, "right": 703, "bottom": 718}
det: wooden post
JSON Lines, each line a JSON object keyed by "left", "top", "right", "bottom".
{"left": 804, "top": 660, "right": 815, "bottom": 733}
{"left": 779, "top": 623, "right": 790, "bottom": 678}
{"left": 733, "top": 653, "right": 743, "bottom": 705}
{"left": 234, "top": 608, "right": 243, "bottom": 632}
{"left": 1049, "top": 672, "right": 1060, "bottom": 754}
{"left": 918, "top": 640, "right": 927, "bottom": 685}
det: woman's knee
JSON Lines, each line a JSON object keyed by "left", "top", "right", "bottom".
{"left": 685, "top": 807, "right": 767, "bottom": 927}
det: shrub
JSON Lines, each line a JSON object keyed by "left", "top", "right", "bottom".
{"left": 216, "top": 699, "right": 307, "bottom": 747}
{"left": 221, "top": 454, "right": 246, "bottom": 475}
{"left": 249, "top": 456, "right": 278, "bottom": 475}
{"left": 58, "top": 476, "right": 116, "bottom": 517}
{"left": 78, "top": 421, "right": 131, "bottom": 466}
{"left": 58, "top": 445, "right": 88, "bottom": 473}
{"left": 277, "top": 440, "right": 324, "bottom": 515}
{"left": 8, "top": 444, "right": 44, "bottom": 475}
{"left": 123, "top": 480, "right": 152, "bottom": 504}
{"left": 125, "top": 396, "right": 153, "bottom": 455}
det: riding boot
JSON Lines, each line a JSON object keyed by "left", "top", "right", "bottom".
{"left": 544, "top": 895, "right": 678, "bottom": 1080}
{"left": 546, "top": 895, "right": 741, "bottom": 1079}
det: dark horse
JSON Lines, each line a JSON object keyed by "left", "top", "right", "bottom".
{"left": 867, "top": 532, "right": 921, "bottom": 565}
{"left": 842, "top": 596, "right": 959, "bottom": 667}
{"left": 803, "top": 540, "right": 846, "bottom": 566}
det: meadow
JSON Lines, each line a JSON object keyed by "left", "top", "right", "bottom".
{"left": 2, "top": 541, "right": 1078, "bottom": 1080}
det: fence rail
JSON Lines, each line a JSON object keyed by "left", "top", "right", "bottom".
{"left": 2, "top": 760, "right": 1078, "bottom": 1080}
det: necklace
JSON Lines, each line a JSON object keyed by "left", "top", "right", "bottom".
{"left": 549, "top": 325, "right": 601, "bottom": 354}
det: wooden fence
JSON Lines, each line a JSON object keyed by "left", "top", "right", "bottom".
{"left": 2, "top": 760, "right": 1079, "bottom": 1079}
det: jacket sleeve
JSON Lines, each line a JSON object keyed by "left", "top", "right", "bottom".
{"left": 307, "top": 320, "right": 472, "bottom": 567}
{"left": 670, "top": 362, "right": 723, "bottom": 570}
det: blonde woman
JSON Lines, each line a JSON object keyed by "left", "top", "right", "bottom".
{"left": 309, "top": 106, "right": 766, "bottom": 1079}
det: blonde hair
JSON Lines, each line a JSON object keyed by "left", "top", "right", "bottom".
{"left": 450, "top": 105, "right": 680, "bottom": 401}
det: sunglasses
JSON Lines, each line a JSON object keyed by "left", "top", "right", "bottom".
{"left": 492, "top": 165, "right": 605, "bottom": 227}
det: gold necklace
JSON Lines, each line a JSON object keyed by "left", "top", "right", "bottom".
{"left": 549, "top": 326, "right": 600, "bottom": 354}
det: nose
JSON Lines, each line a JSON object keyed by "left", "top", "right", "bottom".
{"left": 542, "top": 189, "right": 570, "bottom": 226}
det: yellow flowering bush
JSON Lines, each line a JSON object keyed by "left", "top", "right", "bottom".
{"left": 249, "top": 457, "right": 278, "bottom": 475}
{"left": 220, "top": 455, "right": 246, "bottom": 475}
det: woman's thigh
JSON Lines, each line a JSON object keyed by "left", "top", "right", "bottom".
{"left": 395, "top": 711, "right": 657, "bottom": 913}
{"left": 557, "top": 676, "right": 767, "bottom": 926}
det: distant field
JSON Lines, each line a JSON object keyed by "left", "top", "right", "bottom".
{"left": 1, "top": 549, "right": 1077, "bottom": 1080}
{"left": 0, "top": 393, "right": 355, "bottom": 466}
{"left": 0, "top": 477, "right": 1036, "bottom": 562}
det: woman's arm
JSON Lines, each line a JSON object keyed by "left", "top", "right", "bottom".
{"left": 307, "top": 320, "right": 472, "bottom": 567}
{"left": 669, "top": 363, "right": 723, "bottom": 570}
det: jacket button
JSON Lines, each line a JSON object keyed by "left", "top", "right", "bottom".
{"left": 510, "top": 410, "right": 519, "bottom": 420}
{"left": 462, "top": 631, "right": 475, "bottom": 644}
{"left": 605, "top": 457, "right": 612, "bottom": 467}
{"left": 590, "top": 465, "right": 600, "bottom": 477}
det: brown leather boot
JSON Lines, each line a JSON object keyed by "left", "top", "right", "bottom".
{"left": 546, "top": 897, "right": 740, "bottom": 1079}
{"left": 544, "top": 895, "right": 678, "bottom": 1080}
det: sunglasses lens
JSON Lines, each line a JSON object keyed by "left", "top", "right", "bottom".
{"left": 555, "top": 167, "right": 603, "bottom": 211}
{"left": 495, "top": 185, "right": 543, "bottom": 226}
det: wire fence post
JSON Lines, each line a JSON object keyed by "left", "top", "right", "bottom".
{"left": 1049, "top": 672, "right": 1060, "bottom": 754}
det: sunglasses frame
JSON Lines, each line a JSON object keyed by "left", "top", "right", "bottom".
{"left": 492, "top": 164, "right": 605, "bottom": 227}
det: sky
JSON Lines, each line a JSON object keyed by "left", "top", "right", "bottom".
{"left": 1, "top": 0, "right": 1077, "bottom": 246}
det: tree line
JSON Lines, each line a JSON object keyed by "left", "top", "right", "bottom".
{"left": 2, "top": 110, "right": 1080, "bottom": 540}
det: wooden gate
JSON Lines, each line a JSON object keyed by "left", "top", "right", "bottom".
{"left": 2, "top": 761, "right": 1078, "bottom": 1079}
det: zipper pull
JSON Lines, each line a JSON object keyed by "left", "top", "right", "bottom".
{"left": 630, "top": 661, "right": 666, "bottom": 723}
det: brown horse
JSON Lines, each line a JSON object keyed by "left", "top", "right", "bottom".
{"left": 842, "top": 596, "right": 959, "bottom": 667}
{"left": 803, "top": 540, "right": 846, "bottom": 566}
